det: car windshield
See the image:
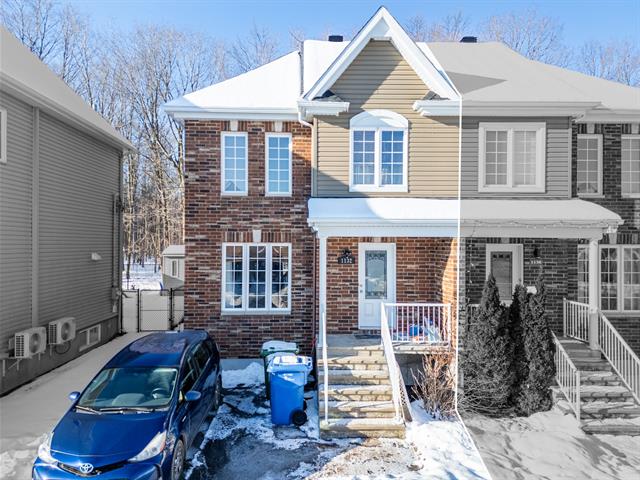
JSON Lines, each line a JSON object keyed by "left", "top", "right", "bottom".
{"left": 77, "top": 367, "right": 178, "bottom": 411}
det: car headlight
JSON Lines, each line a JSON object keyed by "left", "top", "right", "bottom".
{"left": 129, "top": 431, "right": 166, "bottom": 462}
{"left": 37, "top": 433, "right": 56, "bottom": 464}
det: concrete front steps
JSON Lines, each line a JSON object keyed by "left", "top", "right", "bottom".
{"left": 317, "top": 340, "right": 405, "bottom": 439}
{"left": 557, "top": 337, "right": 640, "bottom": 435}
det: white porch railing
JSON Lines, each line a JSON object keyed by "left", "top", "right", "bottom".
{"left": 321, "top": 310, "right": 329, "bottom": 423}
{"left": 563, "top": 299, "right": 590, "bottom": 343}
{"left": 598, "top": 312, "right": 640, "bottom": 404}
{"left": 552, "top": 332, "right": 581, "bottom": 421}
{"left": 383, "top": 303, "right": 451, "bottom": 346}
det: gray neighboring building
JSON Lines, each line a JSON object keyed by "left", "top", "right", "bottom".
{"left": 0, "top": 28, "right": 132, "bottom": 395}
{"left": 161, "top": 244, "right": 185, "bottom": 290}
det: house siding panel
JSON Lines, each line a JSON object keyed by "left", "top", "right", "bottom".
{"left": 461, "top": 116, "right": 571, "bottom": 198}
{"left": 0, "top": 91, "right": 33, "bottom": 350}
{"left": 315, "top": 40, "right": 459, "bottom": 197}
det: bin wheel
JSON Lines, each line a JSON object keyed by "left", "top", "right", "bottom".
{"left": 291, "top": 409, "right": 307, "bottom": 426}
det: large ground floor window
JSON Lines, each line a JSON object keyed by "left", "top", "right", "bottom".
{"left": 222, "top": 243, "right": 291, "bottom": 313}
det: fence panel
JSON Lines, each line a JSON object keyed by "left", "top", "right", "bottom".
{"left": 121, "top": 289, "right": 184, "bottom": 332}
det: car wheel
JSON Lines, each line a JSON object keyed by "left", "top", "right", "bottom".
{"left": 171, "top": 438, "right": 185, "bottom": 480}
{"left": 212, "top": 375, "right": 223, "bottom": 412}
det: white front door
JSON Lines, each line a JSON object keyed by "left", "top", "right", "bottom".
{"left": 358, "top": 243, "right": 396, "bottom": 329}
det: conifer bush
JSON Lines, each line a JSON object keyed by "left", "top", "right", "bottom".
{"left": 509, "top": 284, "right": 529, "bottom": 406}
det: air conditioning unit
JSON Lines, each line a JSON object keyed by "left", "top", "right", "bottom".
{"left": 48, "top": 317, "right": 76, "bottom": 345}
{"left": 13, "top": 327, "right": 47, "bottom": 359}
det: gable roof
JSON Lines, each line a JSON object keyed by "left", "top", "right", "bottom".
{"left": 302, "top": 7, "right": 459, "bottom": 102}
{"left": 0, "top": 27, "right": 132, "bottom": 151}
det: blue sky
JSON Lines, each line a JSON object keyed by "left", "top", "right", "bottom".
{"left": 68, "top": 0, "right": 639, "bottom": 49}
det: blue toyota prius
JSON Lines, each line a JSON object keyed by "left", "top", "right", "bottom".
{"left": 33, "top": 330, "right": 222, "bottom": 480}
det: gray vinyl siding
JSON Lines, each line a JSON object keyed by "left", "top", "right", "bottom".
{"left": 315, "top": 40, "right": 459, "bottom": 198}
{"left": 38, "top": 111, "right": 119, "bottom": 332}
{"left": 461, "top": 116, "right": 571, "bottom": 198}
{"left": 0, "top": 92, "right": 33, "bottom": 350}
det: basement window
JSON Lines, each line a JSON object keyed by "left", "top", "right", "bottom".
{"left": 79, "top": 324, "right": 101, "bottom": 351}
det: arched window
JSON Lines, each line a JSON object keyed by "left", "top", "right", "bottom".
{"left": 349, "top": 110, "right": 408, "bottom": 192}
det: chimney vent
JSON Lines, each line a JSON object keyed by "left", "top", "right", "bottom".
{"left": 328, "top": 35, "right": 343, "bottom": 42}
{"left": 460, "top": 36, "right": 478, "bottom": 43}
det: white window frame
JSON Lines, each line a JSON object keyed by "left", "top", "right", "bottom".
{"left": 221, "top": 242, "right": 292, "bottom": 314}
{"left": 599, "top": 244, "right": 640, "bottom": 314}
{"left": 621, "top": 134, "right": 640, "bottom": 198}
{"left": 576, "top": 134, "right": 603, "bottom": 197}
{"left": 478, "top": 122, "right": 546, "bottom": 193}
{"left": 265, "top": 132, "right": 292, "bottom": 196}
{"left": 485, "top": 244, "right": 523, "bottom": 304}
{"left": 349, "top": 110, "right": 409, "bottom": 193}
{"left": 0, "top": 108, "right": 7, "bottom": 164}
{"left": 79, "top": 324, "right": 101, "bottom": 351}
{"left": 221, "top": 131, "right": 248, "bottom": 196}
{"left": 577, "top": 245, "right": 589, "bottom": 304}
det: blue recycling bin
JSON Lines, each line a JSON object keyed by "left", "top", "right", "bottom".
{"left": 269, "top": 370, "right": 306, "bottom": 425}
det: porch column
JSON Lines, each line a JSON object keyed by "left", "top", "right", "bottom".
{"left": 319, "top": 235, "right": 327, "bottom": 343}
{"left": 588, "top": 237, "right": 599, "bottom": 350}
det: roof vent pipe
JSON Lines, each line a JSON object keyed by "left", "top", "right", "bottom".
{"left": 460, "top": 36, "right": 478, "bottom": 43}
{"left": 328, "top": 35, "right": 343, "bottom": 42}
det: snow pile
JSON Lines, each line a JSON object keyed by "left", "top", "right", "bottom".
{"left": 222, "top": 361, "right": 264, "bottom": 388}
{"left": 0, "top": 435, "right": 46, "bottom": 479}
{"left": 406, "top": 402, "right": 491, "bottom": 479}
{"left": 465, "top": 405, "right": 640, "bottom": 480}
{"left": 122, "top": 260, "right": 162, "bottom": 290}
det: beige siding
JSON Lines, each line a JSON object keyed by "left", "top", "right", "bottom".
{"left": 315, "top": 40, "right": 459, "bottom": 197}
{"left": 461, "top": 116, "right": 571, "bottom": 198}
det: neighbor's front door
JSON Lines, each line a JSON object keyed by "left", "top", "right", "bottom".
{"left": 358, "top": 243, "right": 396, "bottom": 329}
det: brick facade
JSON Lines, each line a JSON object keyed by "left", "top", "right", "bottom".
{"left": 183, "top": 120, "right": 316, "bottom": 357}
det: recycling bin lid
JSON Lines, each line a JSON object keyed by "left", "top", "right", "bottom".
{"left": 260, "top": 340, "right": 298, "bottom": 356}
{"left": 267, "top": 354, "right": 312, "bottom": 373}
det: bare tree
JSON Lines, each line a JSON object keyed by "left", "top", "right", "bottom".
{"left": 576, "top": 39, "right": 640, "bottom": 86}
{"left": 230, "top": 24, "right": 280, "bottom": 73}
{"left": 406, "top": 12, "right": 470, "bottom": 42}
{"left": 481, "top": 9, "right": 571, "bottom": 66}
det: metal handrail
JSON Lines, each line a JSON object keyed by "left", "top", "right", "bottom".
{"left": 321, "top": 310, "right": 329, "bottom": 423}
{"left": 552, "top": 332, "right": 581, "bottom": 421}
{"left": 380, "top": 304, "right": 402, "bottom": 421}
{"left": 563, "top": 298, "right": 590, "bottom": 343}
{"left": 383, "top": 303, "right": 451, "bottom": 346}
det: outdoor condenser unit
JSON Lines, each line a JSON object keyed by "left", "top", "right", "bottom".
{"left": 48, "top": 317, "right": 77, "bottom": 345}
{"left": 13, "top": 327, "right": 47, "bottom": 359}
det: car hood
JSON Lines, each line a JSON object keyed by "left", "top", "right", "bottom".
{"left": 51, "top": 409, "right": 168, "bottom": 466}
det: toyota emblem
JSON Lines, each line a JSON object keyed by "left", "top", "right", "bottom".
{"left": 79, "top": 463, "right": 94, "bottom": 474}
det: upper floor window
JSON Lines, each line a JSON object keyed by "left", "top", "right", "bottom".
{"left": 478, "top": 122, "right": 546, "bottom": 193}
{"left": 221, "top": 132, "right": 247, "bottom": 195}
{"left": 265, "top": 133, "right": 292, "bottom": 196}
{"left": 0, "top": 108, "right": 7, "bottom": 164}
{"left": 350, "top": 110, "right": 408, "bottom": 192}
{"left": 622, "top": 135, "right": 640, "bottom": 197}
{"left": 576, "top": 134, "right": 602, "bottom": 196}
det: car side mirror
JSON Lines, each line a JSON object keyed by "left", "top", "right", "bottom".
{"left": 185, "top": 390, "right": 201, "bottom": 402}
{"left": 68, "top": 391, "right": 80, "bottom": 402}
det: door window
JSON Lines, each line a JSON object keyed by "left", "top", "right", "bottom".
{"left": 490, "top": 252, "right": 513, "bottom": 301}
{"left": 365, "top": 251, "right": 387, "bottom": 299}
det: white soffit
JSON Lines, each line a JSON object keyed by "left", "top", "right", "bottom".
{"left": 303, "top": 7, "right": 459, "bottom": 102}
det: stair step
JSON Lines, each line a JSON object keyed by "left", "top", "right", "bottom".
{"left": 319, "top": 355, "right": 388, "bottom": 370}
{"left": 320, "top": 417, "right": 405, "bottom": 439}
{"left": 579, "top": 385, "right": 634, "bottom": 402}
{"left": 319, "top": 400, "right": 396, "bottom": 418}
{"left": 580, "top": 371, "right": 622, "bottom": 386}
{"left": 319, "top": 369, "right": 390, "bottom": 385}
{"left": 319, "top": 384, "right": 392, "bottom": 401}
{"left": 572, "top": 360, "right": 612, "bottom": 371}
{"left": 581, "top": 419, "right": 640, "bottom": 436}
{"left": 320, "top": 345, "right": 384, "bottom": 357}
{"left": 580, "top": 401, "right": 640, "bottom": 419}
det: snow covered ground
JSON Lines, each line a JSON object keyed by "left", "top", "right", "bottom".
{"left": 0, "top": 333, "right": 148, "bottom": 479}
{"left": 122, "top": 260, "right": 162, "bottom": 290}
{"left": 464, "top": 403, "right": 640, "bottom": 480}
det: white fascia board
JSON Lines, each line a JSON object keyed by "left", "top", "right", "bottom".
{"left": 162, "top": 106, "right": 299, "bottom": 121}
{"left": 308, "top": 220, "right": 458, "bottom": 238}
{"left": 415, "top": 101, "right": 601, "bottom": 117}
{"left": 577, "top": 109, "right": 640, "bottom": 123}
{"left": 413, "top": 100, "right": 461, "bottom": 116}
{"left": 303, "top": 7, "right": 458, "bottom": 102}
{"left": 461, "top": 224, "right": 607, "bottom": 240}
{"left": 297, "top": 100, "right": 350, "bottom": 120}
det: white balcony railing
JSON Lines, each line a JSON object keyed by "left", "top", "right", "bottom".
{"left": 563, "top": 299, "right": 590, "bottom": 343}
{"left": 383, "top": 303, "right": 451, "bottom": 346}
{"left": 553, "top": 332, "right": 581, "bottom": 421}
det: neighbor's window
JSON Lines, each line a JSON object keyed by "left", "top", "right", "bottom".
{"left": 221, "top": 132, "right": 248, "bottom": 195}
{"left": 478, "top": 123, "right": 546, "bottom": 192}
{"left": 601, "top": 247, "right": 619, "bottom": 311}
{"left": 485, "top": 244, "right": 523, "bottom": 304}
{"left": 622, "top": 135, "right": 640, "bottom": 197}
{"left": 577, "top": 245, "right": 589, "bottom": 304}
{"left": 602, "top": 245, "right": 640, "bottom": 311}
{"left": 576, "top": 134, "right": 602, "bottom": 196}
{"left": 0, "top": 108, "right": 6, "bottom": 164}
{"left": 350, "top": 110, "right": 408, "bottom": 192}
{"left": 222, "top": 243, "right": 291, "bottom": 312}
{"left": 266, "top": 133, "right": 292, "bottom": 195}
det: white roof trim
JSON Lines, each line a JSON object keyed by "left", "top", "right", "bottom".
{"left": 162, "top": 106, "right": 299, "bottom": 121}
{"left": 577, "top": 109, "right": 640, "bottom": 123}
{"left": 414, "top": 100, "right": 600, "bottom": 117}
{"left": 351, "top": 109, "right": 408, "bottom": 128}
{"left": 297, "top": 100, "right": 349, "bottom": 120}
{"left": 461, "top": 199, "right": 622, "bottom": 239}
{"left": 308, "top": 198, "right": 459, "bottom": 237}
{"left": 303, "top": 7, "right": 459, "bottom": 102}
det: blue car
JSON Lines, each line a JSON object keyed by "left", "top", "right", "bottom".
{"left": 33, "top": 330, "right": 222, "bottom": 480}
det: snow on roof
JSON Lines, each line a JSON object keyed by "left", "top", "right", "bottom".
{"left": 162, "top": 51, "right": 301, "bottom": 118}
{"left": 162, "top": 244, "right": 185, "bottom": 256}
{"left": 461, "top": 199, "right": 622, "bottom": 226}
{"left": 0, "top": 27, "right": 132, "bottom": 151}
{"left": 302, "top": 40, "right": 347, "bottom": 93}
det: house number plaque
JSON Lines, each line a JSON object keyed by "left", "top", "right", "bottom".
{"left": 337, "top": 249, "right": 355, "bottom": 265}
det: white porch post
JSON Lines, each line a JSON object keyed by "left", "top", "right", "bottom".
{"left": 588, "top": 237, "right": 599, "bottom": 350}
{"left": 319, "top": 235, "right": 327, "bottom": 343}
